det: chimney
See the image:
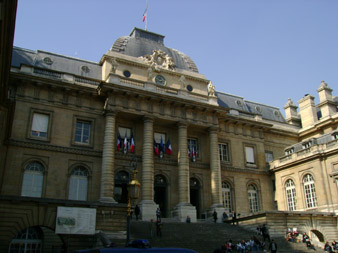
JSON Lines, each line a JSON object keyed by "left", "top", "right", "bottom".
{"left": 298, "top": 94, "right": 318, "bottom": 128}
{"left": 317, "top": 80, "right": 336, "bottom": 119}
{"left": 284, "top": 98, "right": 301, "bottom": 126}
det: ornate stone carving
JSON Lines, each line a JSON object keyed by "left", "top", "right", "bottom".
{"left": 179, "top": 75, "right": 187, "bottom": 89}
{"left": 140, "top": 49, "right": 175, "bottom": 70}
{"left": 110, "top": 57, "right": 118, "bottom": 74}
{"left": 147, "top": 62, "right": 156, "bottom": 81}
{"left": 207, "top": 81, "right": 215, "bottom": 97}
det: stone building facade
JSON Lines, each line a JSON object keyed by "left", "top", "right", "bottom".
{"left": 0, "top": 27, "right": 337, "bottom": 251}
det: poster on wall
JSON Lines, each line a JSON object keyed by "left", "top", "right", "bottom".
{"left": 55, "top": 206, "right": 96, "bottom": 235}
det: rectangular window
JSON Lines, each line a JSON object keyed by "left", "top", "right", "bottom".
{"left": 75, "top": 121, "right": 91, "bottom": 144}
{"left": 188, "top": 138, "right": 199, "bottom": 157}
{"left": 219, "top": 143, "right": 230, "bottom": 162}
{"left": 118, "top": 127, "right": 133, "bottom": 152}
{"left": 119, "top": 127, "right": 131, "bottom": 139}
{"left": 265, "top": 151, "right": 274, "bottom": 163}
{"left": 31, "top": 113, "right": 49, "bottom": 138}
{"left": 245, "top": 146, "right": 255, "bottom": 165}
{"left": 154, "top": 132, "right": 166, "bottom": 143}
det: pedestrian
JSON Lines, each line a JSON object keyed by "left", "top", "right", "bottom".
{"left": 156, "top": 208, "right": 161, "bottom": 221}
{"left": 212, "top": 210, "right": 217, "bottom": 223}
{"left": 149, "top": 219, "right": 154, "bottom": 239}
{"left": 186, "top": 215, "right": 191, "bottom": 223}
{"left": 134, "top": 204, "right": 140, "bottom": 220}
{"left": 269, "top": 239, "right": 277, "bottom": 253}
{"left": 262, "top": 224, "right": 270, "bottom": 242}
{"left": 232, "top": 211, "right": 237, "bottom": 225}
{"left": 222, "top": 212, "right": 228, "bottom": 222}
{"left": 156, "top": 220, "right": 163, "bottom": 237}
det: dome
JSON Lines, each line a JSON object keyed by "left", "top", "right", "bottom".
{"left": 111, "top": 27, "right": 199, "bottom": 73}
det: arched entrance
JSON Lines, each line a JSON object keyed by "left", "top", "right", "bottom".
{"left": 114, "top": 170, "right": 130, "bottom": 203}
{"left": 311, "top": 229, "right": 325, "bottom": 243}
{"left": 190, "top": 177, "right": 201, "bottom": 218}
{"left": 154, "top": 174, "right": 167, "bottom": 217}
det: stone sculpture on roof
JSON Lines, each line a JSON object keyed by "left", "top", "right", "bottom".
{"left": 140, "top": 49, "right": 175, "bottom": 70}
{"left": 207, "top": 81, "right": 216, "bottom": 97}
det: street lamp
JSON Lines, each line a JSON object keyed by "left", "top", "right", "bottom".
{"left": 126, "top": 157, "right": 141, "bottom": 246}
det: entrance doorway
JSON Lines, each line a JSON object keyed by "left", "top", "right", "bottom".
{"left": 154, "top": 175, "right": 167, "bottom": 217}
{"left": 114, "top": 170, "right": 130, "bottom": 203}
{"left": 190, "top": 177, "right": 200, "bottom": 218}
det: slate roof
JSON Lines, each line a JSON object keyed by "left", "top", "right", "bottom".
{"left": 11, "top": 47, "right": 101, "bottom": 80}
{"left": 111, "top": 27, "right": 199, "bottom": 73}
{"left": 216, "top": 91, "right": 287, "bottom": 123}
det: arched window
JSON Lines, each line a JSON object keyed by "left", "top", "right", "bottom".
{"left": 285, "top": 179, "right": 297, "bottom": 211}
{"left": 68, "top": 167, "right": 89, "bottom": 201}
{"left": 303, "top": 174, "right": 317, "bottom": 208}
{"left": 222, "top": 182, "right": 232, "bottom": 213}
{"left": 248, "top": 184, "right": 259, "bottom": 213}
{"left": 9, "top": 227, "right": 42, "bottom": 252}
{"left": 21, "top": 162, "right": 44, "bottom": 197}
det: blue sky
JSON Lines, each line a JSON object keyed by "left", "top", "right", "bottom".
{"left": 14, "top": 0, "right": 338, "bottom": 114}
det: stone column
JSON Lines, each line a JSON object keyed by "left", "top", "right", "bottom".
{"left": 209, "top": 127, "right": 225, "bottom": 223}
{"left": 100, "top": 111, "right": 117, "bottom": 203}
{"left": 178, "top": 122, "right": 190, "bottom": 204}
{"left": 174, "top": 122, "right": 196, "bottom": 222}
{"left": 140, "top": 116, "right": 158, "bottom": 221}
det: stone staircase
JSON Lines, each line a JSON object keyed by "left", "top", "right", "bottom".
{"left": 129, "top": 219, "right": 317, "bottom": 253}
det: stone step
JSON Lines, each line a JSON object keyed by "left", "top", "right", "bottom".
{"left": 130, "top": 220, "right": 316, "bottom": 253}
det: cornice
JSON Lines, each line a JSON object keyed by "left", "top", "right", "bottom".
{"left": 8, "top": 139, "right": 102, "bottom": 157}
{"left": 221, "top": 165, "right": 271, "bottom": 175}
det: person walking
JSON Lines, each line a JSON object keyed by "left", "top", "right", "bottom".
{"left": 269, "top": 239, "right": 278, "bottom": 253}
{"left": 134, "top": 205, "right": 140, "bottom": 220}
{"left": 212, "top": 210, "right": 218, "bottom": 223}
{"left": 156, "top": 208, "right": 161, "bottom": 222}
{"left": 156, "top": 220, "right": 163, "bottom": 237}
{"left": 232, "top": 211, "right": 237, "bottom": 225}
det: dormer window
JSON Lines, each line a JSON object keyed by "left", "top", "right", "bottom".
{"left": 332, "top": 132, "right": 338, "bottom": 140}
{"left": 302, "top": 141, "right": 312, "bottom": 149}
{"left": 285, "top": 148, "right": 294, "bottom": 155}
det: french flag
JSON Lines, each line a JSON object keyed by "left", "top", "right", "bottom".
{"left": 130, "top": 133, "right": 135, "bottom": 153}
{"left": 123, "top": 134, "right": 127, "bottom": 153}
{"left": 142, "top": 4, "right": 147, "bottom": 22}
{"left": 165, "top": 139, "right": 172, "bottom": 155}
{"left": 154, "top": 139, "right": 159, "bottom": 156}
{"left": 117, "top": 133, "right": 121, "bottom": 151}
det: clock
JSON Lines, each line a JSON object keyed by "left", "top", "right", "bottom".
{"left": 155, "top": 75, "right": 166, "bottom": 85}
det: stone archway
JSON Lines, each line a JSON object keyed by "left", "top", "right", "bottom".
{"left": 311, "top": 229, "right": 325, "bottom": 243}
{"left": 190, "top": 177, "right": 201, "bottom": 218}
{"left": 154, "top": 174, "right": 168, "bottom": 218}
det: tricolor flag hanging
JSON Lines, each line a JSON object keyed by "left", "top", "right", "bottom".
{"left": 165, "top": 139, "right": 172, "bottom": 155}
{"left": 142, "top": 1, "right": 148, "bottom": 22}
{"left": 154, "top": 139, "right": 159, "bottom": 156}
{"left": 192, "top": 146, "right": 196, "bottom": 162}
{"left": 130, "top": 133, "right": 135, "bottom": 153}
{"left": 159, "top": 136, "right": 164, "bottom": 159}
{"left": 123, "top": 134, "right": 128, "bottom": 154}
{"left": 117, "top": 132, "right": 121, "bottom": 151}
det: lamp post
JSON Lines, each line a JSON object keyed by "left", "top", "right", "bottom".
{"left": 126, "top": 156, "right": 140, "bottom": 246}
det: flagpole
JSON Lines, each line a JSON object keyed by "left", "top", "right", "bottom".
{"left": 145, "top": 0, "right": 148, "bottom": 30}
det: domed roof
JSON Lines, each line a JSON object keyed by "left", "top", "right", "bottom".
{"left": 111, "top": 27, "right": 199, "bottom": 73}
